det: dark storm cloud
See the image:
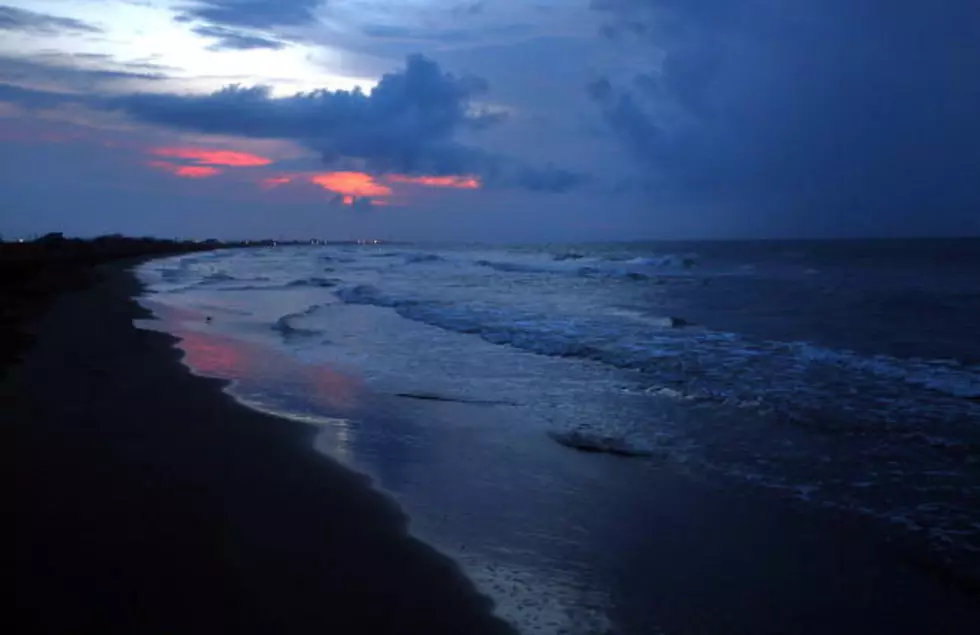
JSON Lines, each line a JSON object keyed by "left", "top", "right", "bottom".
{"left": 0, "top": 5, "right": 101, "bottom": 34}
{"left": 590, "top": 0, "right": 980, "bottom": 234}
{"left": 0, "top": 82, "right": 78, "bottom": 109}
{"left": 110, "top": 54, "right": 583, "bottom": 191}
{"left": 174, "top": 0, "right": 320, "bottom": 29}
{"left": 191, "top": 25, "right": 285, "bottom": 50}
{"left": 113, "top": 54, "right": 494, "bottom": 151}
{"left": 513, "top": 165, "right": 587, "bottom": 193}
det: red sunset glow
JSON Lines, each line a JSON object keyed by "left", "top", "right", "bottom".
{"left": 251, "top": 170, "right": 482, "bottom": 203}
{"left": 149, "top": 160, "right": 222, "bottom": 178}
{"left": 261, "top": 176, "right": 292, "bottom": 189}
{"left": 386, "top": 174, "right": 481, "bottom": 189}
{"left": 310, "top": 172, "right": 393, "bottom": 197}
{"left": 151, "top": 147, "right": 272, "bottom": 167}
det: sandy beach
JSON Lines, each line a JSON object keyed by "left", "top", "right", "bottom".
{"left": 4, "top": 259, "right": 980, "bottom": 635}
{"left": 2, "top": 262, "right": 514, "bottom": 635}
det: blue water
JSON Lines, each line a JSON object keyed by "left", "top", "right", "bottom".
{"left": 136, "top": 239, "right": 980, "bottom": 633}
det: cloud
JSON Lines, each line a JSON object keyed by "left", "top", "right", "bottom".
{"left": 311, "top": 171, "right": 392, "bottom": 198}
{"left": 175, "top": 0, "right": 321, "bottom": 29}
{"left": 0, "top": 55, "right": 587, "bottom": 195}
{"left": 260, "top": 175, "right": 291, "bottom": 189}
{"left": 255, "top": 170, "right": 484, "bottom": 204}
{"left": 0, "top": 5, "right": 102, "bottom": 34}
{"left": 451, "top": 1, "right": 486, "bottom": 18}
{"left": 590, "top": 0, "right": 980, "bottom": 234}
{"left": 113, "top": 55, "right": 494, "bottom": 149}
{"left": 387, "top": 174, "right": 480, "bottom": 189}
{"left": 148, "top": 160, "right": 222, "bottom": 178}
{"left": 0, "top": 55, "right": 168, "bottom": 95}
{"left": 109, "top": 55, "right": 584, "bottom": 192}
{"left": 512, "top": 165, "right": 587, "bottom": 193}
{"left": 150, "top": 146, "right": 272, "bottom": 166}
{"left": 191, "top": 25, "right": 285, "bottom": 50}
{"left": 0, "top": 82, "right": 87, "bottom": 109}
{"left": 360, "top": 23, "right": 533, "bottom": 46}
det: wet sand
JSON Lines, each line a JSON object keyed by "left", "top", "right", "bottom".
{"left": 2, "top": 263, "right": 514, "bottom": 635}
{"left": 5, "top": 262, "right": 980, "bottom": 635}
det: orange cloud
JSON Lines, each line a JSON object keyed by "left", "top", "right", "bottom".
{"left": 149, "top": 160, "right": 222, "bottom": 179}
{"left": 151, "top": 147, "right": 272, "bottom": 167}
{"left": 310, "top": 172, "right": 393, "bottom": 197}
{"left": 386, "top": 174, "right": 481, "bottom": 189}
{"left": 261, "top": 176, "right": 292, "bottom": 189}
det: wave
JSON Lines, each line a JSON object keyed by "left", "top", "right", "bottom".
{"left": 404, "top": 253, "right": 444, "bottom": 264}
{"left": 606, "top": 309, "right": 689, "bottom": 328}
{"left": 474, "top": 256, "right": 694, "bottom": 281}
{"left": 181, "top": 277, "right": 341, "bottom": 293}
{"left": 334, "top": 284, "right": 400, "bottom": 307}
{"left": 272, "top": 304, "right": 328, "bottom": 339}
{"left": 202, "top": 271, "right": 237, "bottom": 283}
{"left": 395, "top": 391, "right": 516, "bottom": 406}
{"left": 332, "top": 284, "right": 980, "bottom": 414}
{"left": 160, "top": 267, "right": 188, "bottom": 282}
{"left": 609, "top": 270, "right": 650, "bottom": 281}
{"left": 788, "top": 342, "right": 980, "bottom": 400}
{"left": 576, "top": 267, "right": 654, "bottom": 281}
{"left": 185, "top": 271, "right": 275, "bottom": 288}
{"left": 624, "top": 254, "right": 698, "bottom": 268}
{"left": 476, "top": 259, "right": 620, "bottom": 278}
{"left": 334, "top": 284, "right": 697, "bottom": 363}
{"left": 548, "top": 428, "right": 653, "bottom": 457}
{"left": 286, "top": 277, "right": 340, "bottom": 288}
{"left": 475, "top": 259, "right": 542, "bottom": 273}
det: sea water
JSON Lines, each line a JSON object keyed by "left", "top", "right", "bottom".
{"left": 136, "top": 239, "right": 980, "bottom": 633}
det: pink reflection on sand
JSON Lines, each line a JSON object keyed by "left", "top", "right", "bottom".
{"left": 170, "top": 325, "right": 363, "bottom": 412}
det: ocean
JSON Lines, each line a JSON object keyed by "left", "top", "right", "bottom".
{"left": 136, "top": 239, "right": 980, "bottom": 633}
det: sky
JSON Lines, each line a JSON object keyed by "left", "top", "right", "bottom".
{"left": 0, "top": 0, "right": 978, "bottom": 241}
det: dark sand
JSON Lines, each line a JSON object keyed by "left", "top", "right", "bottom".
{"left": 5, "top": 261, "right": 980, "bottom": 635}
{"left": 2, "top": 264, "right": 515, "bottom": 635}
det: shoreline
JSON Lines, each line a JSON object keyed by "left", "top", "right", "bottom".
{"left": 3, "top": 262, "right": 514, "bottom": 635}
{"left": 134, "top": 261, "right": 980, "bottom": 634}
{"left": 5, "top": 257, "right": 980, "bottom": 634}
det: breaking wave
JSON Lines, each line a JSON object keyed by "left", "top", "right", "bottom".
{"left": 333, "top": 284, "right": 980, "bottom": 416}
{"left": 286, "top": 277, "right": 340, "bottom": 288}
{"left": 272, "top": 304, "right": 328, "bottom": 339}
{"left": 547, "top": 428, "right": 654, "bottom": 457}
{"left": 405, "top": 253, "right": 444, "bottom": 264}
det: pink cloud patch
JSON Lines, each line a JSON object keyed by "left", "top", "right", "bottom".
{"left": 309, "top": 172, "right": 393, "bottom": 198}
{"left": 150, "top": 147, "right": 272, "bottom": 167}
{"left": 261, "top": 176, "right": 292, "bottom": 189}
{"left": 149, "top": 160, "right": 222, "bottom": 179}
